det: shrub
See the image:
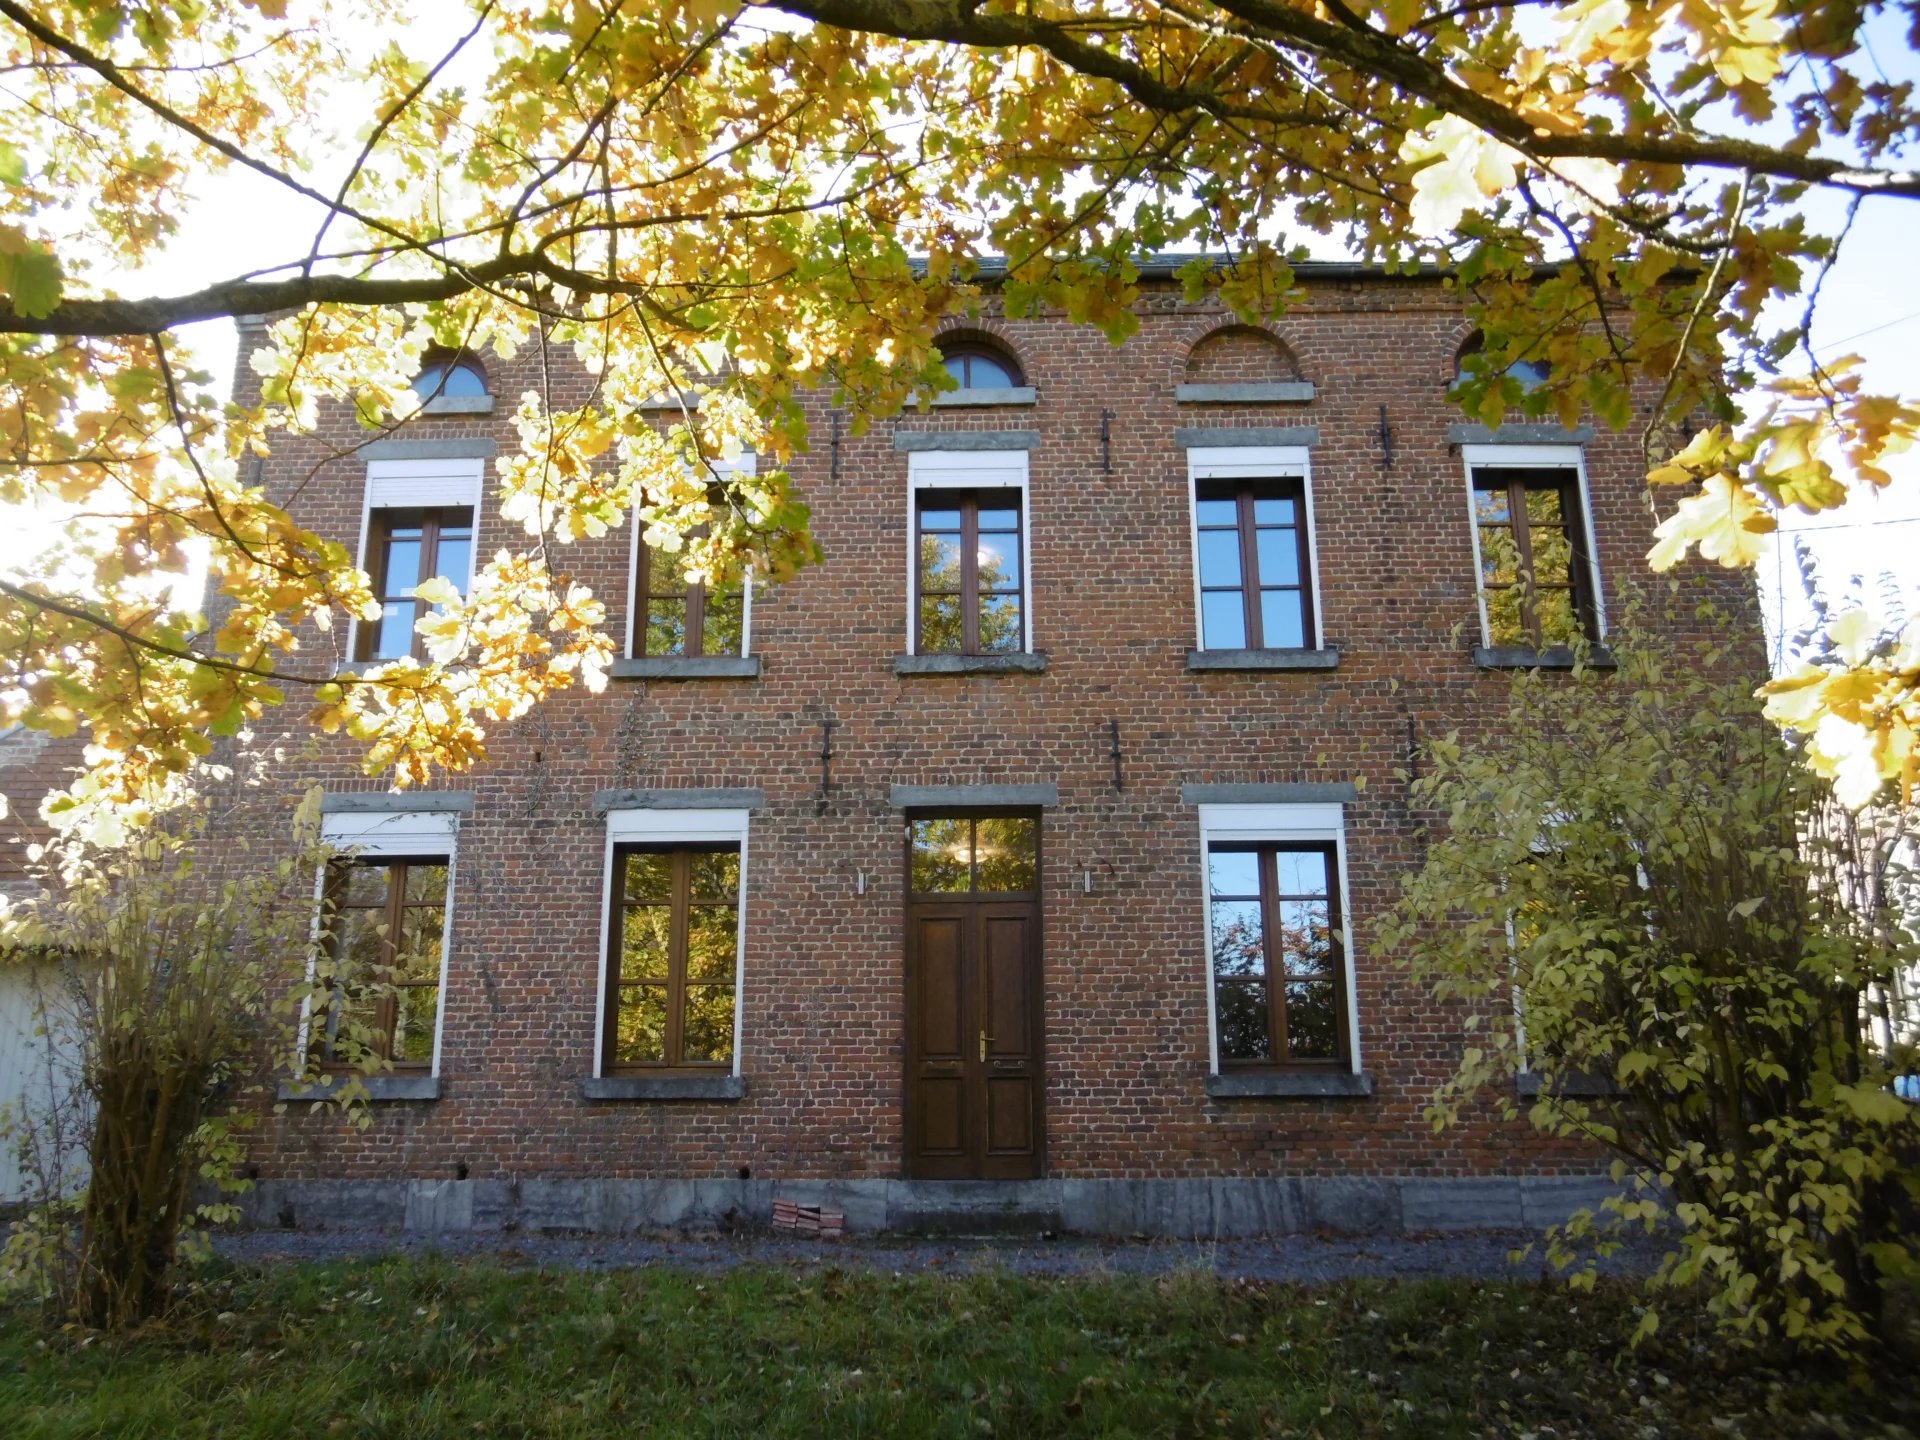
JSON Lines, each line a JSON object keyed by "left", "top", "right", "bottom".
{"left": 1380, "top": 608, "right": 1920, "bottom": 1357}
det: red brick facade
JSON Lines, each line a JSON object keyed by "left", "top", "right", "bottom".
{"left": 182, "top": 269, "right": 1744, "bottom": 1191}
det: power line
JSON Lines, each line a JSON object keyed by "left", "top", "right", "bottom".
{"left": 1816, "top": 307, "right": 1920, "bottom": 353}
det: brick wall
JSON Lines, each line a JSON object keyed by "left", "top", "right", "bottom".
{"left": 210, "top": 272, "right": 1751, "bottom": 1185}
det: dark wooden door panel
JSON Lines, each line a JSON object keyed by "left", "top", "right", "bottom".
{"left": 905, "top": 883, "right": 1042, "bottom": 1181}
{"left": 914, "top": 915, "right": 965, "bottom": 1059}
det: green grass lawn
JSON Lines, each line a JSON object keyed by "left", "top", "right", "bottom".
{"left": 2, "top": 1255, "right": 1914, "bottom": 1438}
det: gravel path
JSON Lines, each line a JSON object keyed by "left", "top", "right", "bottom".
{"left": 213, "top": 1228, "right": 1660, "bottom": 1282}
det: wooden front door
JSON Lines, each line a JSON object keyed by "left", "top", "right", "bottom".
{"left": 904, "top": 814, "right": 1044, "bottom": 1180}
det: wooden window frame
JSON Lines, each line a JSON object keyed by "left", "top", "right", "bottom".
{"left": 1470, "top": 467, "right": 1599, "bottom": 650}
{"left": 602, "top": 844, "right": 741, "bottom": 1073}
{"left": 1194, "top": 476, "right": 1316, "bottom": 650}
{"left": 632, "top": 535, "right": 747, "bottom": 659}
{"left": 356, "top": 505, "right": 474, "bottom": 662}
{"left": 318, "top": 856, "right": 447, "bottom": 1070}
{"left": 1207, "top": 840, "right": 1351, "bottom": 1070}
{"left": 940, "top": 343, "right": 1023, "bottom": 389}
{"left": 913, "top": 487, "right": 1026, "bottom": 657}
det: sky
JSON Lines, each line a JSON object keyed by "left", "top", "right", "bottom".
{"left": 17, "top": 3, "right": 1920, "bottom": 672}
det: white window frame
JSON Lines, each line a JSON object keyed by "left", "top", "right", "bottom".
{"left": 595, "top": 806, "right": 752, "bottom": 1079}
{"left": 625, "top": 452, "right": 758, "bottom": 660}
{"left": 1185, "top": 446, "right": 1324, "bottom": 652}
{"left": 1196, "top": 802, "right": 1360, "bottom": 1074}
{"left": 352, "top": 457, "right": 485, "bottom": 661}
{"left": 1459, "top": 443, "right": 1607, "bottom": 647}
{"left": 906, "top": 448, "right": 1034, "bottom": 655}
{"left": 301, "top": 808, "right": 461, "bottom": 1076}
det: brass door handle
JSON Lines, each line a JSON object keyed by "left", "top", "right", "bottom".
{"left": 978, "top": 1030, "right": 990, "bottom": 1062}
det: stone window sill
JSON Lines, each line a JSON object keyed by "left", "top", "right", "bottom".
{"left": 926, "top": 387, "right": 1037, "bottom": 408}
{"left": 1175, "top": 382, "right": 1316, "bottom": 405}
{"left": 580, "top": 1074, "right": 747, "bottom": 1101}
{"left": 1473, "top": 645, "right": 1615, "bottom": 671}
{"left": 894, "top": 652, "right": 1048, "bottom": 677}
{"left": 610, "top": 655, "right": 761, "bottom": 681}
{"left": 1515, "top": 1071, "right": 1624, "bottom": 1098}
{"left": 278, "top": 1074, "right": 441, "bottom": 1103}
{"left": 419, "top": 395, "right": 494, "bottom": 416}
{"left": 1187, "top": 647, "right": 1340, "bottom": 672}
{"left": 1206, "top": 1070, "right": 1373, "bottom": 1099}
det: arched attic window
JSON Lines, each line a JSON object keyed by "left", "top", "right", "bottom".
{"left": 939, "top": 341, "right": 1024, "bottom": 390}
{"left": 410, "top": 351, "right": 490, "bottom": 406}
{"left": 1454, "top": 334, "right": 1549, "bottom": 391}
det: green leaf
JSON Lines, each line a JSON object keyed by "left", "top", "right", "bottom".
{"left": 1, "top": 247, "right": 63, "bottom": 318}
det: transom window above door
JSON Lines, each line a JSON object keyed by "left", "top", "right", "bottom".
{"left": 1195, "top": 477, "right": 1315, "bottom": 650}
{"left": 359, "top": 506, "right": 474, "bottom": 662}
{"left": 915, "top": 488, "right": 1025, "bottom": 656}
{"left": 909, "top": 815, "right": 1038, "bottom": 894}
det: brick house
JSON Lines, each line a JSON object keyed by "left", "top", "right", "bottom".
{"left": 55, "top": 260, "right": 1741, "bottom": 1233}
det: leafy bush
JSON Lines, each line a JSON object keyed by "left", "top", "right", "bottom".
{"left": 0, "top": 786, "right": 376, "bottom": 1329}
{"left": 1380, "top": 608, "right": 1920, "bottom": 1357}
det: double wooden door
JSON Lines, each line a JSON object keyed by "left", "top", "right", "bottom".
{"left": 903, "top": 814, "right": 1044, "bottom": 1180}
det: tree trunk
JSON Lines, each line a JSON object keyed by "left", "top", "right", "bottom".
{"left": 75, "top": 1038, "right": 210, "bottom": 1330}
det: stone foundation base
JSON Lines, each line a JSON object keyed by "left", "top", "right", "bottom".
{"left": 231, "top": 1175, "right": 1622, "bottom": 1238}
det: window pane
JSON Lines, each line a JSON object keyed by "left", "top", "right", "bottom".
{"left": 327, "top": 991, "right": 387, "bottom": 1058}
{"left": 1259, "top": 590, "right": 1306, "bottom": 648}
{"left": 381, "top": 533, "right": 423, "bottom": 594}
{"left": 372, "top": 600, "right": 418, "bottom": 660}
{"left": 1252, "top": 496, "right": 1296, "bottom": 525}
{"left": 911, "top": 818, "right": 971, "bottom": 893}
{"left": 918, "top": 594, "right": 963, "bottom": 653}
{"left": 1216, "top": 981, "right": 1272, "bottom": 1061}
{"left": 441, "top": 362, "right": 487, "bottom": 398}
{"left": 1254, "top": 527, "right": 1301, "bottom": 586}
{"left": 976, "top": 506, "right": 1019, "bottom": 530}
{"left": 977, "top": 533, "right": 1021, "bottom": 592}
{"left": 1195, "top": 497, "right": 1237, "bottom": 527}
{"left": 1211, "top": 900, "right": 1265, "bottom": 978}
{"left": 1277, "top": 900, "right": 1333, "bottom": 976}
{"left": 703, "top": 593, "right": 745, "bottom": 656}
{"left": 392, "top": 986, "right": 438, "bottom": 1064}
{"left": 1196, "top": 529, "right": 1242, "bottom": 586}
{"left": 1284, "top": 980, "right": 1338, "bottom": 1059}
{"left": 974, "top": 816, "right": 1037, "bottom": 891}
{"left": 977, "top": 594, "right": 1023, "bottom": 653}
{"left": 404, "top": 864, "right": 449, "bottom": 904}
{"left": 1485, "top": 585, "right": 1530, "bottom": 646}
{"left": 1534, "top": 587, "right": 1581, "bottom": 645}
{"left": 342, "top": 863, "right": 391, "bottom": 909}
{"left": 434, "top": 535, "right": 472, "bottom": 597}
{"left": 688, "top": 850, "right": 739, "bottom": 902}
{"left": 624, "top": 851, "right": 674, "bottom": 900}
{"left": 396, "top": 907, "right": 445, "bottom": 983}
{"left": 1208, "top": 849, "right": 1260, "bottom": 898}
{"left": 1479, "top": 525, "right": 1521, "bottom": 586}
{"left": 918, "top": 507, "right": 962, "bottom": 532}
{"left": 645, "top": 598, "right": 688, "bottom": 656}
{"left": 1524, "top": 486, "right": 1567, "bottom": 525}
{"left": 621, "top": 905, "right": 672, "bottom": 978}
{"left": 1473, "top": 486, "right": 1510, "bottom": 523}
{"left": 614, "top": 984, "right": 667, "bottom": 1064}
{"left": 682, "top": 985, "right": 735, "bottom": 1063}
{"left": 686, "top": 905, "right": 738, "bottom": 982}
{"left": 334, "top": 908, "right": 388, "bottom": 975}
{"left": 1530, "top": 526, "right": 1574, "bottom": 587}
{"left": 1273, "top": 850, "right": 1328, "bottom": 897}
{"left": 1200, "top": 590, "right": 1248, "bottom": 650}
{"left": 918, "top": 531, "right": 962, "bottom": 591}
{"left": 410, "top": 363, "right": 447, "bottom": 400}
